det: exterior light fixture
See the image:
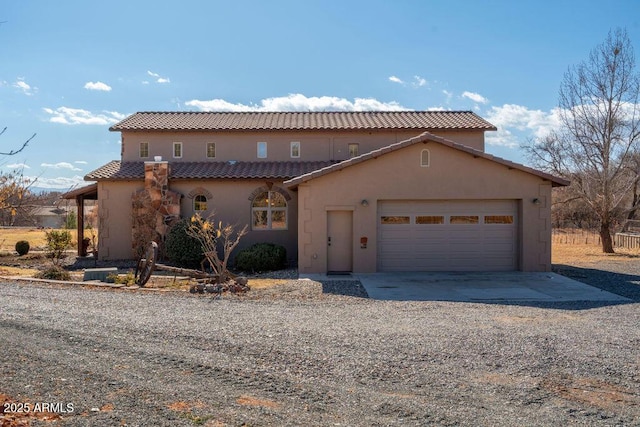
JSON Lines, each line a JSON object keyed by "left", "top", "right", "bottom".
{"left": 361, "top": 199, "right": 369, "bottom": 207}
{"left": 532, "top": 198, "right": 541, "bottom": 205}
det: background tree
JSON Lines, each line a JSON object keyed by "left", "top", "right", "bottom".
{"left": 0, "top": 128, "right": 37, "bottom": 225}
{"left": 527, "top": 28, "right": 640, "bottom": 253}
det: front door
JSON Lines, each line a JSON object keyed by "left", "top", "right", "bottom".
{"left": 327, "top": 210, "right": 353, "bottom": 273}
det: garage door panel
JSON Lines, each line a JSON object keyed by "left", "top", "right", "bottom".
{"left": 378, "top": 200, "right": 518, "bottom": 271}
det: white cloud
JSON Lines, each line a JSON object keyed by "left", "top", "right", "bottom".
{"left": 43, "top": 107, "right": 125, "bottom": 125}
{"left": 13, "top": 78, "right": 36, "bottom": 96}
{"left": 84, "top": 81, "right": 112, "bottom": 91}
{"left": 5, "top": 163, "right": 30, "bottom": 169}
{"left": 186, "top": 93, "right": 409, "bottom": 112}
{"left": 462, "top": 91, "right": 489, "bottom": 104}
{"left": 147, "top": 70, "right": 170, "bottom": 84}
{"left": 485, "top": 104, "right": 562, "bottom": 148}
{"left": 413, "top": 75, "right": 427, "bottom": 87}
{"left": 24, "top": 175, "right": 86, "bottom": 190}
{"left": 74, "top": 160, "right": 88, "bottom": 164}
{"left": 41, "top": 162, "right": 83, "bottom": 171}
{"left": 442, "top": 90, "right": 453, "bottom": 103}
{"left": 389, "top": 75, "right": 427, "bottom": 88}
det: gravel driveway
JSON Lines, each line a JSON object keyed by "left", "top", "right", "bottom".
{"left": 1, "top": 276, "right": 639, "bottom": 426}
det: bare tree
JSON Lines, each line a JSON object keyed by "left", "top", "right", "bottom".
{"left": 0, "top": 127, "right": 35, "bottom": 156}
{"left": 527, "top": 28, "right": 640, "bottom": 253}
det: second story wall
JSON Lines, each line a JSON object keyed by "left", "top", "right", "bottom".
{"left": 120, "top": 129, "right": 487, "bottom": 162}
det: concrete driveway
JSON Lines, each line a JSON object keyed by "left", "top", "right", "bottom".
{"left": 304, "top": 272, "right": 630, "bottom": 302}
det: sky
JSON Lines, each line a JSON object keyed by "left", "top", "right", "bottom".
{"left": 1, "top": 0, "right": 639, "bottom": 191}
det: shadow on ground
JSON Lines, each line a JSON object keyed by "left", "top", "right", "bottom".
{"left": 553, "top": 264, "right": 640, "bottom": 302}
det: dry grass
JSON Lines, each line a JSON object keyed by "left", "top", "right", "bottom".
{"left": 552, "top": 229, "right": 640, "bottom": 266}
{"left": 0, "top": 227, "right": 98, "bottom": 252}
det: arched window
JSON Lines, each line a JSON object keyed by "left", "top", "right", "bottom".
{"left": 421, "top": 149, "right": 430, "bottom": 167}
{"left": 194, "top": 194, "right": 207, "bottom": 212}
{"left": 252, "top": 190, "right": 287, "bottom": 230}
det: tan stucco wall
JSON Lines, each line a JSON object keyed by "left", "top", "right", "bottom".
{"left": 120, "top": 129, "right": 486, "bottom": 162}
{"left": 97, "top": 181, "right": 142, "bottom": 260}
{"left": 294, "top": 141, "right": 553, "bottom": 273}
{"left": 98, "top": 178, "right": 299, "bottom": 264}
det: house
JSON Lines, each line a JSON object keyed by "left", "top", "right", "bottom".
{"left": 73, "top": 111, "right": 568, "bottom": 273}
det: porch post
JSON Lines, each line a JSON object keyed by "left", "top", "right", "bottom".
{"left": 76, "top": 195, "right": 85, "bottom": 256}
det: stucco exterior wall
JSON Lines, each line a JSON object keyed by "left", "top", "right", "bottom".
{"left": 294, "top": 142, "right": 553, "bottom": 273}
{"left": 120, "top": 129, "right": 486, "bottom": 162}
{"left": 97, "top": 181, "right": 142, "bottom": 260}
{"left": 169, "top": 179, "right": 298, "bottom": 263}
{"left": 98, "top": 178, "right": 299, "bottom": 264}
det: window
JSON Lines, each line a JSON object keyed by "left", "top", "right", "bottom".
{"left": 252, "top": 191, "right": 287, "bottom": 230}
{"left": 257, "top": 141, "right": 267, "bottom": 158}
{"left": 421, "top": 149, "right": 430, "bottom": 167}
{"left": 290, "top": 141, "right": 300, "bottom": 158}
{"left": 416, "top": 215, "right": 444, "bottom": 224}
{"left": 450, "top": 215, "right": 479, "bottom": 224}
{"left": 206, "top": 142, "right": 216, "bottom": 158}
{"left": 485, "top": 215, "right": 514, "bottom": 224}
{"left": 139, "top": 142, "right": 149, "bottom": 158}
{"left": 173, "top": 142, "right": 182, "bottom": 158}
{"left": 380, "top": 216, "right": 410, "bottom": 225}
{"left": 194, "top": 195, "right": 207, "bottom": 212}
{"left": 348, "top": 143, "right": 359, "bottom": 158}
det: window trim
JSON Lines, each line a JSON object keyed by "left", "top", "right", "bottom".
{"left": 173, "top": 142, "right": 183, "bottom": 159}
{"left": 194, "top": 194, "right": 208, "bottom": 212}
{"left": 251, "top": 190, "right": 288, "bottom": 230}
{"left": 257, "top": 141, "right": 267, "bottom": 159}
{"left": 420, "top": 149, "right": 430, "bottom": 167}
{"left": 206, "top": 142, "right": 216, "bottom": 159}
{"left": 348, "top": 143, "right": 359, "bottom": 158}
{"left": 290, "top": 141, "right": 300, "bottom": 158}
{"left": 139, "top": 141, "right": 149, "bottom": 158}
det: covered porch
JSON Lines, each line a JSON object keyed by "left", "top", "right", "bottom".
{"left": 62, "top": 183, "right": 98, "bottom": 257}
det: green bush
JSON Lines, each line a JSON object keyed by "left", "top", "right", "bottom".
{"left": 15, "top": 240, "right": 30, "bottom": 256}
{"left": 45, "top": 230, "right": 72, "bottom": 266}
{"left": 235, "top": 243, "right": 287, "bottom": 272}
{"left": 164, "top": 218, "right": 204, "bottom": 269}
{"left": 36, "top": 266, "right": 71, "bottom": 281}
{"left": 106, "top": 270, "right": 136, "bottom": 285}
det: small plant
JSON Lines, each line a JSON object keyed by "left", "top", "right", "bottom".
{"left": 235, "top": 242, "right": 287, "bottom": 272}
{"left": 36, "top": 266, "right": 71, "bottom": 281}
{"left": 186, "top": 213, "right": 248, "bottom": 283}
{"left": 106, "top": 270, "right": 136, "bottom": 285}
{"left": 15, "top": 240, "right": 30, "bottom": 256}
{"left": 45, "top": 230, "right": 72, "bottom": 266}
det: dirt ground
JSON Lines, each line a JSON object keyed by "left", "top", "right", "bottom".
{"left": 552, "top": 240, "right": 640, "bottom": 266}
{"left": 2, "top": 239, "right": 639, "bottom": 426}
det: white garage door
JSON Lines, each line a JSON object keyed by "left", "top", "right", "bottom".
{"left": 378, "top": 200, "right": 518, "bottom": 271}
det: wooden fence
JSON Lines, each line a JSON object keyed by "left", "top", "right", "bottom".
{"left": 614, "top": 233, "right": 640, "bottom": 249}
{"left": 552, "top": 229, "right": 601, "bottom": 245}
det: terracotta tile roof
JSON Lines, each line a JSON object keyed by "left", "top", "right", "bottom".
{"left": 284, "top": 132, "right": 570, "bottom": 188}
{"left": 109, "top": 111, "right": 497, "bottom": 132}
{"left": 84, "top": 160, "right": 335, "bottom": 181}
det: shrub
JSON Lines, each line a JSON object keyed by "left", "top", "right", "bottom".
{"left": 15, "top": 240, "right": 30, "bottom": 256}
{"left": 45, "top": 230, "right": 72, "bottom": 266}
{"left": 165, "top": 218, "right": 204, "bottom": 269}
{"left": 106, "top": 270, "right": 136, "bottom": 285}
{"left": 235, "top": 243, "right": 287, "bottom": 272}
{"left": 36, "top": 266, "right": 71, "bottom": 281}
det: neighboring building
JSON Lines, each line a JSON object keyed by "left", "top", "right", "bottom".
{"left": 30, "top": 205, "right": 75, "bottom": 229}
{"left": 77, "top": 111, "right": 567, "bottom": 273}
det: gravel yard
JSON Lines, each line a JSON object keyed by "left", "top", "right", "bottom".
{"left": 1, "top": 272, "right": 639, "bottom": 426}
